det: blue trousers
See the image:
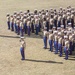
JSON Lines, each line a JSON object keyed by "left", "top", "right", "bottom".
{"left": 24, "top": 24, "right": 27, "bottom": 34}
{"left": 10, "top": 22, "right": 14, "bottom": 31}
{"left": 74, "top": 42, "right": 75, "bottom": 51}
{"left": 54, "top": 41, "right": 58, "bottom": 54}
{"left": 14, "top": 23, "right": 17, "bottom": 33}
{"left": 39, "top": 24, "right": 41, "bottom": 32}
{"left": 27, "top": 26, "right": 31, "bottom": 36}
{"left": 69, "top": 41, "right": 72, "bottom": 55}
{"left": 46, "top": 21, "right": 49, "bottom": 31}
{"left": 58, "top": 43, "right": 62, "bottom": 56}
{"left": 62, "top": 19, "right": 66, "bottom": 29}
{"left": 31, "top": 23, "right": 34, "bottom": 33}
{"left": 54, "top": 20, "right": 57, "bottom": 29}
{"left": 43, "top": 36, "right": 47, "bottom": 49}
{"left": 20, "top": 27, "right": 24, "bottom": 37}
{"left": 71, "top": 19, "right": 74, "bottom": 28}
{"left": 49, "top": 40, "right": 53, "bottom": 51}
{"left": 17, "top": 26, "right": 20, "bottom": 35}
{"left": 50, "top": 25, "right": 53, "bottom": 29}
{"left": 72, "top": 42, "right": 74, "bottom": 51}
{"left": 67, "top": 20, "right": 70, "bottom": 25}
{"left": 64, "top": 47, "right": 68, "bottom": 60}
{"left": 7, "top": 21, "right": 10, "bottom": 29}
{"left": 58, "top": 21, "right": 61, "bottom": 27}
{"left": 20, "top": 47, "right": 25, "bottom": 60}
{"left": 35, "top": 25, "right": 39, "bottom": 35}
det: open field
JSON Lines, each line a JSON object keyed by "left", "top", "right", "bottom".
{"left": 0, "top": 0, "right": 75, "bottom": 75}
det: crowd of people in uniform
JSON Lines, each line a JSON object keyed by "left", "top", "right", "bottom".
{"left": 6, "top": 6, "right": 75, "bottom": 60}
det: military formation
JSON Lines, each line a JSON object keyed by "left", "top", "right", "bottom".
{"left": 6, "top": 6, "right": 75, "bottom": 60}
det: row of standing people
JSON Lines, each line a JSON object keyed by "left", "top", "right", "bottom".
{"left": 6, "top": 6, "right": 75, "bottom": 37}
{"left": 43, "top": 23, "right": 75, "bottom": 60}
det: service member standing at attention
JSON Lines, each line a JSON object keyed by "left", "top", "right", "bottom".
{"left": 57, "top": 15, "right": 61, "bottom": 27}
{"left": 64, "top": 36, "right": 69, "bottom": 60}
{"left": 48, "top": 30, "right": 53, "bottom": 52}
{"left": 16, "top": 18, "right": 20, "bottom": 35}
{"left": 38, "top": 12, "right": 42, "bottom": 32}
{"left": 35, "top": 15, "right": 40, "bottom": 35}
{"left": 20, "top": 20, "right": 24, "bottom": 37}
{"left": 54, "top": 31, "right": 58, "bottom": 54}
{"left": 27, "top": 18, "right": 31, "bottom": 36}
{"left": 49, "top": 16, "right": 54, "bottom": 29}
{"left": 20, "top": 37, "right": 26, "bottom": 60}
{"left": 42, "top": 19, "right": 46, "bottom": 29}
{"left": 43, "top": 27, "right": 48, "bottom": 49}
{"left": 6, "top": 13, "right": 10, "bottom": 30}
{"left": 61, "top": 25, "right": 65, "bottom": 38}
{"left": 58, "top": 32, "right": 63, "bottom": 57}
{"left": 66, "top": 13, "right": 71, "bottom": 25}
{"left": 71, "top": 13, "right": 74, "bottom": 28}
{"left": 13, "top": 14, "right": 17, "bottom": 33}
{"left": 16, "top": 17, "right": 19, "bottom": 34}
{"left": 10, "top": 15, "right": 14, "bottom": 31}
{"left": 31, "top": 16, "right": 35, "bottom": 33}
{"left": 54, "top": 14, "right": 57, "bottom": 29}
{"left": 23, "top": 15, "right": 27, "bottom": 34}
{"left": 62, "top": 13, "right": 66, "bottom": 29}
{"left": 46, "top": 16, "right": 50, "bottom": 31}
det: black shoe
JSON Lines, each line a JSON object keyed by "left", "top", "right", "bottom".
{"left": 55, "top": 52, "right": 58, "bottom": 54}
{"left": 51, "top": 50, "right": 53, "bottom": 52}
{"left": 64, "top": 58, "right": 68, "bottom": 60}
{"left": 43, "top": 47, "right": 47, "bottom": 49}
{"left": 69, "top": 53, "right": 72, "bottom": 55}
{"left": 21, "top": 58, "right": 25, "bottom": 60}
{"left": 59, "top": 55, "right": 62, "bottom": 57}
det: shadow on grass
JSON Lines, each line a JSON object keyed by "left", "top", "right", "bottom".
{"left": 68, "top": 58, "right": 75, "bottom": 61}
{"left": 25, "top": 59, "right": 63, "bottom": 64}
{"left": 25, "top": 33, "right": 43, "bottom": 39}
{"left": 0, "top": 35, "right": 20, "bottom": 38}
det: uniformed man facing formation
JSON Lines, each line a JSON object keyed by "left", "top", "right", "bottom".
{"left": 20, "top": 37, "right": 26, "bottom": 60}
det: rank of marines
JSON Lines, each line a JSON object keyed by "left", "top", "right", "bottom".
{"left": 6, "top": 6, "right": 75, "bottom": 60}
